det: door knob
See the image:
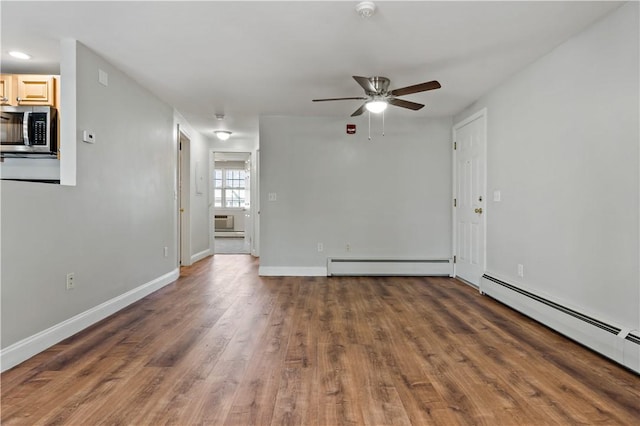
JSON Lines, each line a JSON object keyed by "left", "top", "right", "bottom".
{"left": 474, "top": 208, "right": 483, "bottom": 214}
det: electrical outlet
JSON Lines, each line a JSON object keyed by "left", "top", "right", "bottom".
{"left": 517, "top": 264, "right": 524, "bottom": 277}
{"left": 66, "top": 272, "right": 75, "bottom": 290}
{"left": 317, "top": 242, "right": 323, "bottom": 252}
{"left": 346, "top": 244, "right": 351, "bottom": 252}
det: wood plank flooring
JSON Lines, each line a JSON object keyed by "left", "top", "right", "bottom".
{"left": 2, "top": 255, "right": 639, "bottom": 425}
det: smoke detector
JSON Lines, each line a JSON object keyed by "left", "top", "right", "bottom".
{"left": 355, "top": 1, "right": 376, "bottom": 19}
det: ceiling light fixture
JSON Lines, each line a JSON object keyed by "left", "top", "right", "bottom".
{"left": 355, "top": 1, "right": 376, "bottom": 18}
{"left": 214, "top": 130, "right": 232, "bottom": 141}
{"left": 365, "top": 100, "right": 388, "bottom": 113}
{"left": 9, "top": 51, "right": 31, "bottom": 60}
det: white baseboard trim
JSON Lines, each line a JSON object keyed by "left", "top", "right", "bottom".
{"left": 0, "top": 268, "right": 179, "bottom": 373}
{"left": 259, "top": 266, "right": 327, "bottom": 277}
{"left": 191, "top": 249, "right": 212, "bottom": 264}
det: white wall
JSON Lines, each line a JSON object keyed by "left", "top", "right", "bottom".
{"left": 1, "top": 42, "right": 177, "bottom": 354}
{"left": 259, "top": 115, "right": 452, "bottom": 274}
{"left": 456, "top": 2, "right": 639, "bottom": 330}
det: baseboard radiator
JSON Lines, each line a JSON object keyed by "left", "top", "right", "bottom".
{"left": 214, "top": 215, "right": 234, "bottom": 231}
{"left": 327, "top": 258, "right": 452, "bottom": 277}
{"left": 481, "top": 274, "right": 639, "bottom": 374}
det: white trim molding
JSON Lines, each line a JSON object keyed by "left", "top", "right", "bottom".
{"left": 0, "top": 268, "right": 179, "bottom": 373}
{"left": 191, "top": 249, "right": 212, "bottom": 264}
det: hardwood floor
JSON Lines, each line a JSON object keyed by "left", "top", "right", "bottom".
{"left": 2, "top": 255, "right": 639, "bottom": 425}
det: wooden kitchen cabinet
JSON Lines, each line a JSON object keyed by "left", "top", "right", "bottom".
{"left": 0, "top": 74, "right": 14, "bottom": 106}
{"left": 0, "top": 74, "right": 59, "bottom": 107}
{"left": 16, "top": 75, "right": 56, "bottom": 106}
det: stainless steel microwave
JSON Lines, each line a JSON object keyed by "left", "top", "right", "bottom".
{"left": 0, "top": 106, "right": 58, "bottom": 155}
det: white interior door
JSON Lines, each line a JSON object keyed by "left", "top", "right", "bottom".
{"left": 243, "top": 156, "right": 252, "bottom": 253}
{"left": 453, "top": 110, "right": 486, "bottom": 285}
{"left": 177, "top": 127, "right": 182, "bottom": 265}
{"left": 179, "top": 131, "right": 191, "bottom": 266}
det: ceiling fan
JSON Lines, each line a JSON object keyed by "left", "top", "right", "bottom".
{"left": 313, "top": 76, "right": 441, "bottom": 117}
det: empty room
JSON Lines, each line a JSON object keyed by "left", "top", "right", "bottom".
{"left": 1, "top": 1, "right": 638, "bottom": 425}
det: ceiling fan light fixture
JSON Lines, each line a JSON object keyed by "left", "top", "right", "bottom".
{"left": 365, "top": 100, "right": 387, "bottom": 113}
{"left": 214, "top": 130, "right": 232, "bottom": 141}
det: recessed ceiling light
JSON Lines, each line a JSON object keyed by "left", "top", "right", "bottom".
{"left": 9, "top": 51, "right": 31, "bottom": 60}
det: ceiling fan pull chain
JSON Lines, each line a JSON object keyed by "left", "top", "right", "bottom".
{"left": 368, "top": 111, "right": 372, "bottom": 140}
{"left": 382, "top": 110, "right": 385, "bottom": 137}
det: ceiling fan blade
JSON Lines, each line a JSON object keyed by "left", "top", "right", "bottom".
{"left": 312, "top": 97, "right": 367, "bottom": 102}
{"left": 353, "top": 76, "right": 377, "bottom": 93}
{"left": 351, "top": 104, "right": 367, "bottom": 117}
{"left": 390, "top": 80, "right": 441, "bottom": 97}
{"left": 388, "top": 98, "right": 425, "bottom": 111}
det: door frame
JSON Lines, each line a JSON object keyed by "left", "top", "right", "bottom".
{"left": 177, "top": 127, "right": 191, "bottom": 266}
{"left": 254, "top": 149, "right": 260, "bottom": 257}
{"left": 210, "top": 151, "right": 256, "bottom": 256}
{"left": 208, "top": 150, "right": 216, "bottom": 255}
{"left": 452, "top": 108, "right": 487, "bottom": 284}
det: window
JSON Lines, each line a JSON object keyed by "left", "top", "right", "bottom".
{"left": 214, "top": 168, "right": 246, "bottom": 208}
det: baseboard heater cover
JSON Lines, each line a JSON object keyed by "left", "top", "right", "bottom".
{"left": 327, "top": 258, "right": 452, "bottom": 276}
{"left": 481, "top": 274, "right": 639, "bottom": 374}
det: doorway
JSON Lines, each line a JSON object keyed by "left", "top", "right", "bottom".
{"left": 212, "top": 152, "right": 252, "bottom": 254}
{"left": 452, "top": 109, "right": 487, "bottom": 286}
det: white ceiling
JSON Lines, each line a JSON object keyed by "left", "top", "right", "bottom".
{"left": 1, "top": 1, "right": 623, "bottom": 144}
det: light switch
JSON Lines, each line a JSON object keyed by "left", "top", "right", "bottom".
{"left": 493, "top": 190, "right": 501, "bottom": 202}
{"left": 268, "top": 193, "right": 277, "bottom": 202}
{"left": 98, "top": 69, "right": 108, "bottom": 86}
